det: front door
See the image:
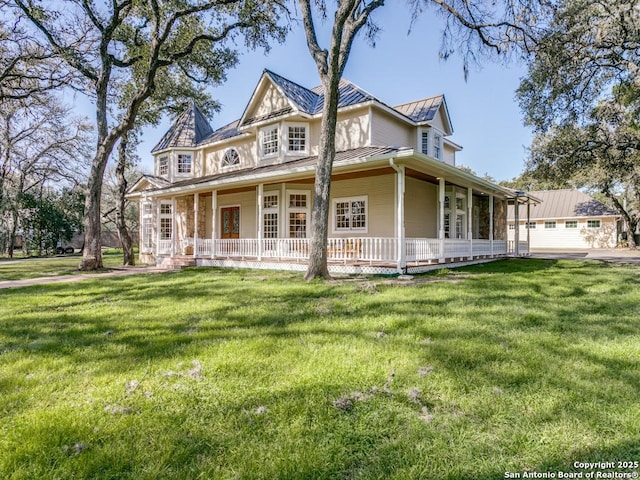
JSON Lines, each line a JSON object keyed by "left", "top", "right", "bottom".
{"left": 221, "top": 207, "right": 240, "bottom": 239}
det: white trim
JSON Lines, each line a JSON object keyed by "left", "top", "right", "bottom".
{"left": 331, "top": 195, "right": 369, "bottom": 234}
{"left": 286, "top": 189, "right": 310, "bottom": 239}
{"left": 258, "top": 124, "right": 280, "bottom": 161}
{"left": 284, "top": 121, "right": 310, "bottom": 157}
{"left": 175, "top": 152, "right": 194, "bottom": 177}
{"left": 221, "top": 147, "right": 241, "bottom": 169}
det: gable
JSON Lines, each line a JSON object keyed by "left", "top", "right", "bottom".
{"left": 429, "top": 103, "right": 452, "bottom": 135}
{"left": 241, "top": 80, "right": 295, "bottom": 126}
{"left": 126, "top": 175, "right": 171, "bottom": 197}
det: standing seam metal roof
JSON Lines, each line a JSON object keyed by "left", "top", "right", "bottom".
{"left": 151, "top": 102, "right": 214, "bottom": 153}
{"left": 508, "top": 189, "right": 619, "bottom": 220}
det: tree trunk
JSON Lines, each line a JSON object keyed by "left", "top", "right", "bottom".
{"left": 603, "top": 187, "right": 637, "bottom": 248}
{"left": 115, "top": 135, "right": 135, "bottom": 266}
{"left": 305, "top": 75, "right": 341, "bottom": 281}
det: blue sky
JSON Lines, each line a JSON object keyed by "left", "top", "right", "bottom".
{"left": 135, "top": 6, "right": 532, "bottom": 182}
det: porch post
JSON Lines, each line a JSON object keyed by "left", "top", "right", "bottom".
{"left": 171, "top": 196, "right": 177, "bottom": 256}
{"left": 396, "top": 164, "right": 406, "bottom": 273}
{"left": 156, "top": 200, "right": 161, "bottom": 257}
{"left": 438, "top": 177, "right": 445, "bottom": 263}
{"left": 526, "top": 199, "right": 531, "bottom": 255}
{"left": 257, "top": 183, "right": 263, "bottom": 261}
{"left": 514, "top": 198, "right": 520, "bottom": 256}
{"left": 193, "top": 193, "right": 199, "bottom": 258}
{"left": 467, "top": 187, "right": 473, "bottom": 260}
{"left": 211, "top": 190, "right": 217, "bottom": 258}
{"left": 489, "top": 194, "right": 494, "bottom": 257}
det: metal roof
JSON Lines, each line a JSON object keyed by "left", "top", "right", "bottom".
{"left": 508, "top": 189, "right": 619, "bottom": 220}
{"left": 200, "top": 119, "right": 243, "bottom": 145}
{"left": 151, "top": 102, "right": 213, "bottom": 153}
{"left": 393, "top": 95, "right": 443, "bottom": 122}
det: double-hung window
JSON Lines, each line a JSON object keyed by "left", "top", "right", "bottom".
{"left": 287, "top": 124, "right": 308, "bottom": 154}
{"left": 159, "top": 203, "right": 173, "bottom": 240}
{"left": 288, "top": 191, "right": 308, "bottom": 238}
{"left": 421, "top": 130, "right": 429, "bottom": 155}
{"left": 261, "top": 126, "right": 279, "bottom": 158}
{"left": 333, "top": 196, "right": 367, "bottom": 233}
{"left": 141, "top": 202, "right": 154, "bottom": 252}
{"left": 263, "top": 193, "right": 279, "bottom": 239}
{"left": 158, "top": 156, "right": 168, "bottom": 175}
{"left": 177, "top": 154, "right": 192, "bottom": 174}
{"left": 433, "top": 133, "right": 442, "bottom": 160}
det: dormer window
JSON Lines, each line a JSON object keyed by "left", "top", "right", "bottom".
{"left": 261, "top": 125, "right": 279, "bottom": 158}
{"left": 158, "top": 156, "right": 168, "bottom": 175}
{"left": 287, "top": 124, "right": 308, "bottom": 154}
{"left": 222, "top": 148, "right": 240, "bottom": 167}
{"left": 177, "top": 154, "right": 192, "bottom": 174}
{"left": 420, "top": 130, "right": 429, "bottom": 155}
{"left": 433, "top": 133, "right": 442, "bottom": 160}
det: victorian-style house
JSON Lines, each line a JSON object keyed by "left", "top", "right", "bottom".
{"left": 127, "top": 69, "right": 534, "bottom": 274}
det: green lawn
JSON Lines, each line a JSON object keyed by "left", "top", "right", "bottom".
{"left": 0, "top": 259, "right": 639, "bottom": 479}
{"left": 0, "top": 254, "right": 133, "bottom": 281}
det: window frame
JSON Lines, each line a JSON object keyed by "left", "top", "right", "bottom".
{"left": 544, "top": 221, "right": 557, "bottom": 229}
{"left": 141, "top": 201, "right": 154, "bottom": 253}
{"left": 420, "top": 128, "right": 429, "bottom": 155}
{"left": 433, "top": 132, "right": 442, "bottom": 160}
{"left": 176, "top": 153, "right": 193, "bottom": 175}
{"left": 332, "top": 195, "right": 368, "bottom": 234}
{"left": 525, "top": 222, "right": 537, "bottom": 229}
{"left": 587, "top": 219, "right": 601, "bottom": 229}
{"left": 286, "top": 122, "right": 309, "bottom": 156}
{"left": 286, "top": 190, "right": 309, "bottom": 239}
{"left": 565, "top": 220, "right": 578, "bottom": 229}
{"left": 260, "top": 125, "right": 280, "bottom": 159}
{"left": 262, "top": 191, "right": 279, "bottom": 239}
{"left": 159, "top": 202, "right": 173, "bottom": 241}
{"left": 158, "top": 156, "right": 168, "bottom": 176}
{"left": 222, "top": 148, "right": 240, "bottom": 168}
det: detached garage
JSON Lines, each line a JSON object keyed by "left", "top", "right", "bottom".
{"left": 508, "top": 189, "right": 621, "bottom": 250}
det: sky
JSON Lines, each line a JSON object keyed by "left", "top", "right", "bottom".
{"left": 132, "top": 6, "right": 533, "bottom": 183}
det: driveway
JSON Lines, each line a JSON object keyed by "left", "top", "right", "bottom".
{"left": 529, "top": 249, "right": 640, "bottom": 264}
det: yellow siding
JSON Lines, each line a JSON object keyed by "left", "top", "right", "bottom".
{"left": 334, "top": 108, "right": 371, "bottom": 151}
{"left": 204, "top": 138, "right": 257, "bottom": 175}
{"left": 248, "top": 83, "right": 290, "bottom": 119}
{"left": 217, "top": 190, "right": 257, "bottom": 238}
{"left": 405, "top": 177, "right": 438, "bottom": 237}
{"left": 329, "top": 174, "right": 395, "bottom": 237}
{"left": 443, "top": 144, "right": 456, "bottom": 166}
{"left": 371, "top": 111, "right": 413, "bottom": 147}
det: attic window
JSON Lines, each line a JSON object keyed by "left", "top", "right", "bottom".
{"left": 158, "top": 156, "right": 168, "bottom": 175}
{"left": 222, "top": 148, "right": 240, "bottom": 167}
{"left": 177, "top": 154, "right": 192, "bottom": 174}
{"left": 433, "top": 133, "right": 442, "bottom": 160}
{"left": 420, "top": 130, "right": 429, "bottom": 155}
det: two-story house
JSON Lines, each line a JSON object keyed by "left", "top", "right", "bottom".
{"left": 127, "top": 69, "right": 534, "bottom": 274}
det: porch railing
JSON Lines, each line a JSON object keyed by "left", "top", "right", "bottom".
{"left": 165, "top": 237, "right": 513, "bottom": 262}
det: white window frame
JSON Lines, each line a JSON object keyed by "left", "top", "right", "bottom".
{"left": 158, "top": 156, "right": 168, "bottom": 176}
{"left": 433, "top": 132, "right": 443, "bottom": 160}
{"left": 508, "top": 224, "right": 515, "bottom": 230}
{"left": 263, "top": 191, "right": 279, "bottom": 239}
{"left": 176, "top": 153, "right": 193, "bottom": 175}
{"left": 141, "top": 201, "right": 154, "bottom": 253}
{"left": 332, "top": 196, "right": 368, "bottom": 234}
{"left": 286, "top": 122, "right": 309, "bottom": 156}
{"left": 420, "top": 129, "right": 430, "bottom": 155}
{"left": 565, "top": 220, "right": 578, "bottom": 229}
{"left": 159, "top": 202, "right": 173, "bottom": 240}
{"left": 544, "top": 221, "right": 557, "bottom": 229}
{"left": 222, "top": 148, "right": 240, "bottom": 168}
{"left": 286, "top": 190, "right": 309, "bottom": 238}
{"left": 526, "top": 222, "right": 537, "bottom": 229}
{"left": 587, "top": 219, "right": 601, "bottom": 229}
{"left": 259, "top": 125, "right": 280, "bottom": 159}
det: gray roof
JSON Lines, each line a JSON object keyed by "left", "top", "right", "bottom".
{"left": 508, "top": 189, "right": 619, "bottom": 220}
{"left": 151, "top": 102, "right": 214, "bottom": 153}
{"left": 200, "top": 119, "right": 243, "bottom": 145}
{"left": 394, "top": 95, "right": 444, "bottom": 123}
{"left": 147, "top": 146, "right": 403, "bottom": 192}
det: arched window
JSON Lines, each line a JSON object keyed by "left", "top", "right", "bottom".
{"left": 222, "top": 148, "right": 240, "bottom": 167}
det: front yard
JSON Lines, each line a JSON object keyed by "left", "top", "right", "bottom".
{"left": 0, "top": 259, "right": 638, "bottom": 479}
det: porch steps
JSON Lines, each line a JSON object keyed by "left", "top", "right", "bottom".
{"left": 158, "top": 256, "right": 197, "bottom": 270}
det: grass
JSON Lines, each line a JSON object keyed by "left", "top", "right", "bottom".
{"left": 0, "top": 259, "right": 639, "bottom": 479}
{"left": 0, "top": 254, "right": 135, "bottom": 281}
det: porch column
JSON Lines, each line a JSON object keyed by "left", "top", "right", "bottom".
{"left": 438, "top": 178, "right": 445, "bottom": 263}
{"left": 467, "top": 187, "right": 473, "bottom": 260}
{"left": 514, "top": 198, "right": 520, "bottom": 256}
{"left": 489, "top": 194, "right": 494, "bottom": 257}
{"left": 257, "top": 183, "right": 263, "bottom": 261}
{"left": 171, "top": 196, "right": 177, "bottom": 256}
{"left": 211, "top": 190, "right": 217, "bottom": 258}
{"left": 156, "top": 201, "right": 161, "bottom": 257}
{"left": 526, "top": 199, "right": 531, "bottom": 255}
{"left": 396, "top": 164, "right": 406, "bottom": 273}
{"left": 193, "top": 193, "right": 199, "bottom": 258}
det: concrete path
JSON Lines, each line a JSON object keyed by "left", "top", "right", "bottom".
{"left": 529, "top": 248, "right": 640, "bottom": 264}
{"left": 0, "top": 266, "right": 167, "bottom": 290}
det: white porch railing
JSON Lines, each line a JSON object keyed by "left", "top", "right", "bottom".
{"left": 406, "top": 238, "right": 440, "bottom": 261}
{"left": 162, "top": 237, "right": 512, "bottom": 263}
{"left": 158, "top": 239, "right": 172, "bottom": 255}
{"left": 507, "top": 240, "right": 529, "bottom": 255}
